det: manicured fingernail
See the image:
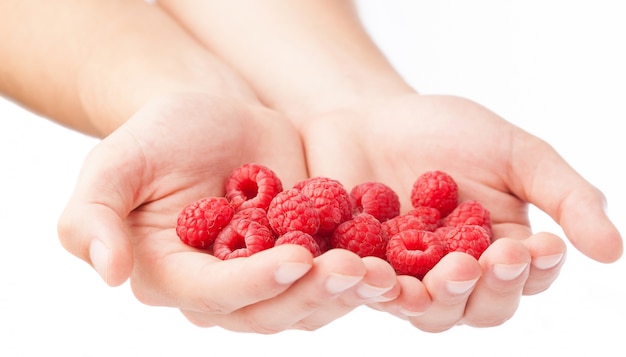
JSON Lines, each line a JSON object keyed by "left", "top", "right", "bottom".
{"left": 356, "top": 282, "right": 391, "bottom": 299}
{"left": 532, "top": 254, "right": 563, "bottom": 270}
{"left": 399, "top": 308, "right": 425, "bottom": 317}
{"left": 446, "top": 278, "right": 479, "bottom": 295}
{"left": 274, "top": 262, "right": 312, "bottom": 285}
{"left": 89, "top": 239, "right": 109, "bottom": 284}
{"left": 493, "top": 263, "right": 528, "bottom": 281}
{"left": 325, "top": 274, "right": 362, "bottom": 294}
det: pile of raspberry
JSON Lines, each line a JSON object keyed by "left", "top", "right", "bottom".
{"left": 176, "top": 163, "right": 492, "bottom": 279}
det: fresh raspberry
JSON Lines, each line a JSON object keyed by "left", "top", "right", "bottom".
{"left": 312, "top": 234, "right": 331, "bottom": 254}
{"left": 295, "top": 177, "right": 353, "bottom": 235}
{"left": 266, "top": 188, "right": 321, "bottom": 236}
{"left": 176, "top": 196, "right": 234, "bottom": 249}
{"left": 225, "top": 163, "right": 283, "bottom": 211}
{"left": 382, "top": 213, "right": 435, "bottom": 239}
{"left": 275, "top": 230, "right": 322, "bottom": 257}
{"left": 440, "top": 200, "right": 492, "bottom": 238}
{"left": 350, "top": 181, "right": 400, "bottom": 222}
{"left": 385, "top": 229, "right": 446, "bottom": 279}
{"left": 231, "top": 207, "right": 271, "bottom": 231}
{"left": 330, "top": 213, "right": 388, "bottom": 259}
{"left": 212, "top": 219, "right": 275, "bottom": 260}
{"left": 438, "top": 225, "right": 491, "bottom": 259}
{"left": 410, "top": 170, "right": 459, "bottom": 217}
{"left": 406, "top": 206, "right": 442, "bottom": 231}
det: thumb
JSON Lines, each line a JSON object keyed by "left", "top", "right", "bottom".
{"left": 513, "top": 136, "right": 622, "bottom": 263}
{"left": 58, "top": 200, "right": 134, "bottom": 286}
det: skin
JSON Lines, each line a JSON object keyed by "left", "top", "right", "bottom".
{"left": 1, "top": 0, "right": 622, "bottom": 334}
{"left": 158, "top": 0, "right": 623, "bottom": 332}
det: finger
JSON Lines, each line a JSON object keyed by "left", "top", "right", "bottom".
{"left": 462, "top": 238, "right": 531, "bottom": 327}
{"left": 183, "top": 248, "right": 366, "bottom": 333}
{"left": 57, "top": 201, "right": 134, "bottom": 287}
{"left": 522, "top": 232, "right": 567, "bottom": 295}
{"left": 368, "top": 274, "right": 431, "bottom": 319}
{"left": 510, "top": 136, "right": 622, "bottom": 262}
{"left": 408, "top": 252, "right": 482, "bottom": 333}
{"left": 290, "top": 256, "right": 399, "bottom": 331}
{"left": 134, "top": 242, "right": 313, "bottom": 317}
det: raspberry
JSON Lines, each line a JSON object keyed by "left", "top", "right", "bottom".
{"left": 275, "top": 230, "right": 322, "bottom": 257}
{"left": 231, "top": 207, "right": 272, "bottom": 231}
{"left": 225, "top": 163, "right": 283, "bottom": 211}
{"left": 438, "top": 225, "right": 491, "bottom": 259}
{"left": 385, "top": 229, "right": 445, "bottom": 279}
{"left": 295, "top": 177, "right": 353, "bottom": 235}
{"left": 410, "top": 170, "right": 458, "bottom": 217}
{"left": 441, "top": 200, "right": 492, "bottom": 238}
{"left": 382, "top": 213, "right": 435, "bottom": 239}
{"left": 350, "top": 181, "right": 401, "bottom": 222}
{"left": 176, "top": 196, "right": 234, "bottom": 249}
{"left": 213, "top": 219, "right": 275, "bottom": 260}
{"left": 406, "top": 206, "right": 441, "bottom": 231}
{"left": 266, "top": 188, "right": 321, "bottom": 236}
{"left": 330, "top": 213, "right": 388, "bottom": 259}
{"left": 312, "top": 234, "right": 331, "bottom": 254}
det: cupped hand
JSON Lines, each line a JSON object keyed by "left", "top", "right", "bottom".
{"left": 299, "top": 93, "right": 623, "bottom": 331}
{"left": 57, "top": 92, "right": 399, "bottom": 333}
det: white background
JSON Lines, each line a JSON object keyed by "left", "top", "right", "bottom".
{"left": 1, "top": 1, "right": 624, "bottom": 356}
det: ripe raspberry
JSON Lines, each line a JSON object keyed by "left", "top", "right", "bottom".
{"left": 330, "top": 213, "right": 388, "bottom": 259}
{"left": 295, "top": 177, "right": 353, "bottom": 235}
{"left": 441, "top": 200, "right": 492, "bottom": 238}
{"left": 406, "top": 206, "right": 441, "bottom": 231}
{"left": 350, "top": 181, "right": 401, "bottom": 222}
{"left": 231, "top": 207, "right": 271, "bottom": 231}
{"left": 410, "top": 170, "right": 458, "bottom": 217}
{"left": 382, "top": 213, "right": 436, "bottom": 239}
{"left": 312, "top": 234, "right": 331, "bottom": 254}
{"left": 266, "top": 188, "right": 321, "bottom": 236}
{"left": 176, "top": 196, "right": 234, "bottom": 249}
{"left": 385, "top": 229, "right": 445, "bottom": 279}
{"left": 213, "top": 219, "right": 275, "bottom": 260}
{"left": 225, "top": 163, "right": 283, "bottom": 211}
{"left": 275, "top": 230, "right": 322, "bottom": 257}
{"left": 438, "top": 225, "right": 491, "bottom": 259}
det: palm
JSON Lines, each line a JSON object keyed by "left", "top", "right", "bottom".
{"left": 302, "top": 94, "right": 569, "bottom": 241}
{"left": 67, "top": 93, "right": 308, "bottom": 305}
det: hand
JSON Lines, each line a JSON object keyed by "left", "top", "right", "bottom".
{"left": 299, "top": 93, "right": 623, "bottom": 331}
{"left": 57, "top": 92, "right": 401, "bottom": 333}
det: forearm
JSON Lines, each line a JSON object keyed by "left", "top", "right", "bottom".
{"left": 0, "top": 0, "right": 255, "bottom": 137}
{"left": 158, "top": 0, "right": 414, "bottom": 122}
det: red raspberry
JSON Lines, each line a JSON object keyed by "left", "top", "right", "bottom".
{"left": 225, "top": 163, "right": 283, "bottom": 211}
{"left": 406, "top": 206, "right": 441, "bottom": 231}
{"left": 385, "top": 229, "right": 446, "bottom": 279}
{"left": 231, "top": 207, "right": 271, "bottom": 231}
{"left": 438, "top": 225, "right": 491, "bottom": 259}
{"left": 330, "top": 213, "right": 388, "bottom": 259}
{"left": 213, "top": 219, "right": 275, "bottom": 260}
{"left": 441, "top": 200, "right": 492, "bottom": 238}
{"left": 266, "top": 188, "right": 321, "bottom": 236}
{"left": 410, "top": 170, "right": 459, "bottom": 217}
{"left": 275, "top": 230, "right": 322, "bottom": 257}
{"left": 295, "top": 177, "right": 353, "bottom": 235}
{"left": 312, "top": 234, "right": 331, "bottom": 254}
{"left": 176, "top": 196, "right": 234, "bottom": 249}
{"left": 382, "top": 213, "right": 436, "bottom": 239}
{"left": 350, "top": 181, "right": 400, "bottom": 222}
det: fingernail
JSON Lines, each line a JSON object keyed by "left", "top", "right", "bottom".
{"left": 446, "top": 278, "right": 479, "bottom": 295}
{"left": 356, "top": 282, "right": 391, "bottom": 300}
{"left": 325, "top": 274, "right": 362, "bottom": 294}
{"left": 532, "top": 254, "right": 563, "bottom": 270}
{"left": 89, "top": 239, "right": 109, "bottom": 284}
{"left": 399, "top": 308, "right": 425, "bottom": 317}
{"left": 274, "top": 262, "right": 312, "bottom": 285}
{"left": 493, "top": 263, "right": 528, "bottom": 281}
